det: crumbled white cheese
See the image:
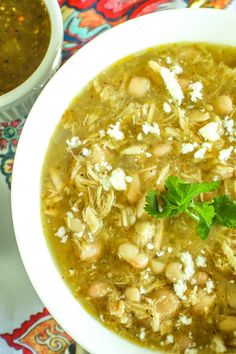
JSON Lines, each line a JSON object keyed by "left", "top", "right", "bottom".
{"left": 223, "top": 117, "right": 234, "bottom": 132}
{"left": 60, "top": 235, "right": 68, "bottom": 243}
{"left": 99, "top": 129, "right": 105, "bottom": 138}
{"left": 81, "top": 147, "right": 90, "bottom": 157}
{"left": 195, "top": 255, "right": 207, "bottom": 268}
{"left": 146, "top": 243, "right": 154, "bottom": 250}
{"left": 139, "top": 328, "right": 146, "bottom": 341}
{"left": 55, "top": 226, "right": 66, "bottom": 238}
{"left": 109, "top": 168, "right": 127, "bottom": 191}
{"left": 100, "top": 161, "right": 113, "bottom": 171}
{"left": 181, "top": 143, "right": 197, "bottom": 154}
{"left": 69, "top": 269, "right": 75, "bottom": 276}
{"left": 199, "top": 122, "right": 219, "bottom": 142}
{"left": 189, "top": 81, "right": 203, "bottom": 102}
{"left": 137, "top": 133, "right": 143, "bottom": 141}
{"left": 219, "top": 146, "right": 233, "bottom": 161}
{"left": 179, "top": 315, "right": 192, "bottom": 325}
{"left": 71, "top": 205, "right": 79, "bottom": 213}
{"left": 160, "top": 67, "right": 184, "bottom": 105}
{"left": 166, "top": 56, "right": 172, "bottom": 64}
{"left": 163, "top": 102, "right": 172, "bottom": 113}
{"left": 180, "top": 252, "right": 195, "bottom": 280}
{"left": 172, "top": 64, "right": 183, "bottom": 75}
{"left": 66, "top": 136, "right": 81, "bottom": 149}
{"left": 194, "top": 147, "right": 207, "bottom": 159}
{"left": 145, "top": 152, "right": 152, "bottom": 158}
{"left": 167, "top": 247, "right": 173, "bottom": 253}
{"left": 142, "top": 122, "right": 160, "bottom": 136}
{"left": 205, "top": 279, "right": 214, "bottom": 294}
{"left": 202, "top": 142, "right": 212, "bottom": 150}
{"left": 156, "top": 250, "right": 164, "bottom": 257}
{"left": 149, "top": 61, "right": 184, "bottom": 104}
{"left": 174, "top": 280, "right": 187, "bottom": 300}
{"left": 165, "top": 334, "right": 174, "bottom": 344}
{"left": 55, "top": 225, "right": 68, "bottom": 243}
{"left": 107, "top": 122, "right": 124, "bottom": 140}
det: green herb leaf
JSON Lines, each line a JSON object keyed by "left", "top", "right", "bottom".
{"left": 144, "top": 191, "right": 176, "bottom": 218}
{"left": 165, "top": 176, "right": 220, "bottom": 211}
{"left": 193, "top": 203, "right": 215, "bottom": 240}
{"left": 213, "top": 195, "right": 236, "bottom": 228}
{"left": 144, "top": 190, "right": 159, "bottom": 217}
{"left": 144, "top": 176, "right": 236, "bottom": 240}
{"left": 197, "top": 217, "right": 211, "bottom": 240}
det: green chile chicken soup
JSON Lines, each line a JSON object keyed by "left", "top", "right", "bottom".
{"left": 0, "top": 0, "right": 50, "bottom": 95}
{"left": 41, "top": 43, "right": 236, "bottom": 354}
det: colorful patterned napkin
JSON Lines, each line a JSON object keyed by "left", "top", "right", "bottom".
{"left": 0, "top": 0, "right": 235, "bottom": 353}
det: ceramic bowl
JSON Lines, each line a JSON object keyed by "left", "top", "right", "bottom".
{"left": 0, "top": 0, "right": 63, "bottom": 122}
{"left": 11, "top": 9, "right": 236, "bottom": 354}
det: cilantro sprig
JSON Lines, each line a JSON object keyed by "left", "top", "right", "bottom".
{"left": 144, "top": 176, "right": 236, "bottom": 240}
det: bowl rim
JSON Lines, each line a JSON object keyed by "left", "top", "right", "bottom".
{"left": 11, "top": 8, "right": 236, "bottom": 354}
{"left": 0, "top": 0, "right": 63, "bottom": 109}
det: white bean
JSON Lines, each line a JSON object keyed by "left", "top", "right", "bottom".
{"left": 127, "top": 76, "right": 150, "bottom": 98}
{"left": 118, "top": 242, "right": 148, "bottom": 269}
{"left": 165, "top": 262, "right": 184, "bottom": 283}
{"left": 154, "top": 288, "right": 180, "bottom": 321}
{"left": 214, "top": 95, "right": 233, "bottom": 116}
{"left": 88, "top": 282, "right": 109, "bottom": 298}
{"left": 192, "top": 291, "right": 215, "bottom": 315}
{"left": 132, "top": 252, "right": 149, "bottom": 269}
{"left": 118, "top": 242, "right": 138, "bottom": 261}
{"left": 219, "top": 316, "right": 236, "bottom": 333}
{"left": 151, "top": 259, "right": 165, "bottom": 274}
{"left": 124, "top": 287, "right": 141, "bottom": 302}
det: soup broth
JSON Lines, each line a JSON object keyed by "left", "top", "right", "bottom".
{"left": 0, "top": 0, "right": 51, "bottom": 95}
{"left": 41, "top": 43, "right": 236, "bottom": 353}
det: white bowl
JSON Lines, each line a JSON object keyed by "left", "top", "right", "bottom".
{"left": 0, "top": 0, "right": 63, "bottom": 122}
{"left": 11, "top": 9, "right": 236, "bottom": 354}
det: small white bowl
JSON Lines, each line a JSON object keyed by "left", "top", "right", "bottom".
{"left": 0, "top": 0, "right": 63, "bottom": 122}
{"left": 11, "top": 9, "right": 236, "bottom": 354}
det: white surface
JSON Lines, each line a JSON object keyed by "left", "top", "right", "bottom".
{"left": 11, "top": 9, "right": 236, "bottom": 354}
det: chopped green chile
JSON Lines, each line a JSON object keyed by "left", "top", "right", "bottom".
{"left": 0, "top": 0, "right": 51, "bottom": 95}
{"left": 41, "top": 43, "right": 236, "bottom": 353}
